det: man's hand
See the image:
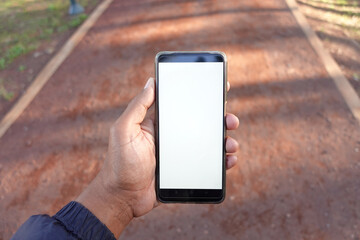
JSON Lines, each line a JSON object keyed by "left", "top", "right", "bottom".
{"left": 76, "top": 77, "right": 240, "bottom": 238}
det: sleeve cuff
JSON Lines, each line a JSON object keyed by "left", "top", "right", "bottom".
{"left": 54, "top": 201, "right": 116, "bottom": 240}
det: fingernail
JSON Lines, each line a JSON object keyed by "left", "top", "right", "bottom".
{"left": 144, "top": 77, "right": 154, "bottom": 89}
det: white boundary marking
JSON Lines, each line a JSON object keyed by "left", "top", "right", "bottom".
{"left": 0, "top": 0, "right": 114, "bottom": 139}
{"left": 286, "top": 0, "right": 360, "bottom": 124}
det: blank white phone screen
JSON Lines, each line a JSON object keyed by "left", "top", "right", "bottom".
{"left": 159, "top": 62, "right": 224, "bottom": 189}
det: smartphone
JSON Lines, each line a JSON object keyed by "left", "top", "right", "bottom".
{"left": 155, "top": 51, "right": 227, "bottom": 203}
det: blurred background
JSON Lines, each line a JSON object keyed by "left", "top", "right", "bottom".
{"left": 0, "top": 0, "right": 359, "bottom": 239}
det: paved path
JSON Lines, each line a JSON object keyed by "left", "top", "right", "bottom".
{"left": 1, "top": 0, "right": 359, "bottom": 239}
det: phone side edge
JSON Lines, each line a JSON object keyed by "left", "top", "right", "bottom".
{"left": 221, "top": 51, "right": 227, "bottom": 204}
{"left": 155, "top": 52, "right": 161, "bottom": 202}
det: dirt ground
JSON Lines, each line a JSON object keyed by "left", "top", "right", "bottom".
{"left": 0, "top": 0, "right": 360, "bottom": 239}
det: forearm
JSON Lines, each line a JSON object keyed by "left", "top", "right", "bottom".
{"left": 76, "top": 172, "right": 133, "bottom": 238}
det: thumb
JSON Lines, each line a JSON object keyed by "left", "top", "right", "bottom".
{"left": 122, "top": 77, "right": 155, "bottom": 125}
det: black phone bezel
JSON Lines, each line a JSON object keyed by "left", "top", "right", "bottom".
{"left": 155, "top": 51, "right": 227, "bottom": 203}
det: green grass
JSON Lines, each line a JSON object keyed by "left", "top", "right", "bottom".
{"left": 301, "top": 0, "right": 360, "bottom": 42}
{"left": 312, "top": 0, "right": 358, "bottom": 7}
{"left": 0, "top": 86, "right": 14, "bottom": 101}
{"left": 0, "top": 78, "right": 14, "bottom": 101}
{"left": 354, "top": 73, "right": 360, "bottom": 81}
{"left": 18, "top": 64, "right": 26, "bottom": 72}
{"left": 0, "top": 0, "right": 99, "bottom": 70}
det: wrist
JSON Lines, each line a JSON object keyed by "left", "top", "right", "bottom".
{"left": 76, "top": 171, "right": 133, "bottom": 238}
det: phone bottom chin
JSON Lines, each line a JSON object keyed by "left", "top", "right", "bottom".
{"left": 158, "top": 197, "right": 225, "bottom": 204}
{"left": 157, "top": 189, "right": 225, "bottom": 203}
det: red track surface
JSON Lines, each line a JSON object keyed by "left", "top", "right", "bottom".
{"left": 1, "top": 0, "right": 359, "bottom": 239}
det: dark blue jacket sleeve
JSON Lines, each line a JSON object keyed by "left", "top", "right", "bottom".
{"left": 11, "top": 201, "right": 116, "bottom": 240}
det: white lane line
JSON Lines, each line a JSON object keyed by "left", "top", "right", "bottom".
{"left": 0, "top": 0, "right": 114, "bottom": 139}
{"left": 286, "top": 0, "right": 360, "bottom": 124}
